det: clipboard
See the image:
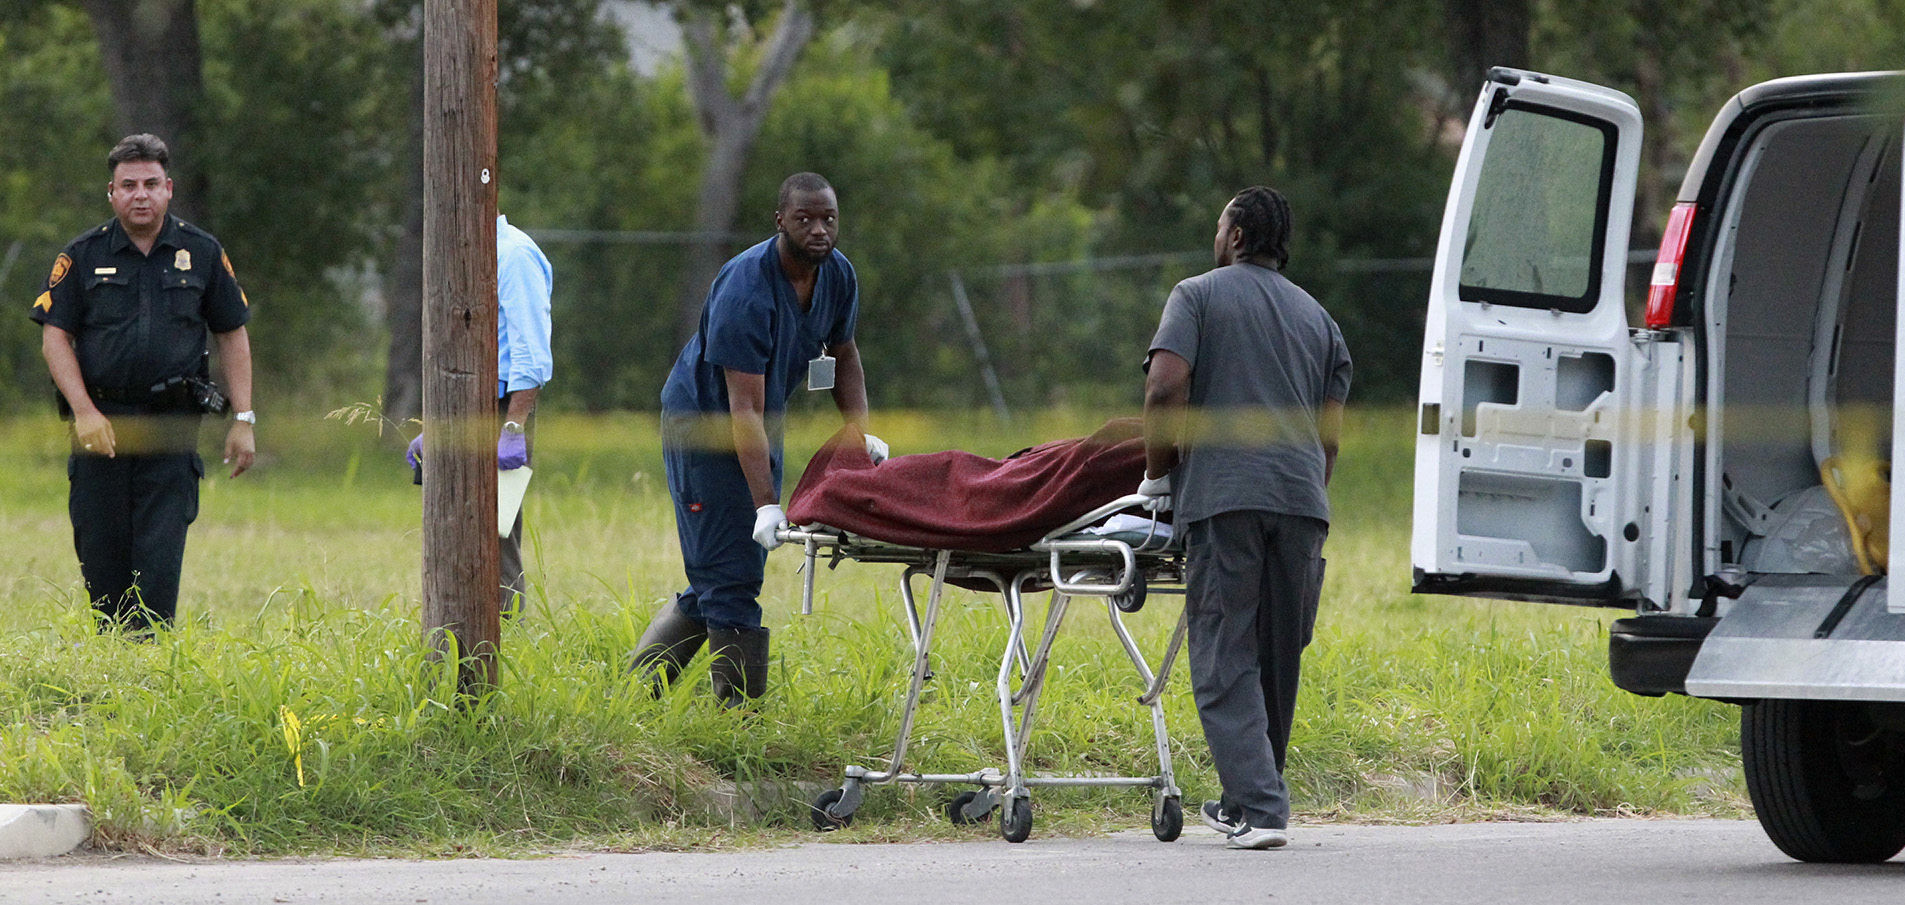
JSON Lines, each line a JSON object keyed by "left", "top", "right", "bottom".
{"left": 498, "top": 466, "right": 533, "bottom": 537}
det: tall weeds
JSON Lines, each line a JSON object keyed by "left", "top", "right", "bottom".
{"left": 0, "top": 408, "right": 1745, "bottom": 853}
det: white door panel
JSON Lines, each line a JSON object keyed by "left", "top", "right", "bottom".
{"left": 1413, "top": 69, "right": 1656, "bottom": 604}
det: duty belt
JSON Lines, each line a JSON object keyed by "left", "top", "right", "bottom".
{"left": 88, "top": 377, "right": 193, "bottom": 406}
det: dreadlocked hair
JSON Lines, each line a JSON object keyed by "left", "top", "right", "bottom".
{"left": 1226, "top": 186, "right": 1292, "bottom": 270}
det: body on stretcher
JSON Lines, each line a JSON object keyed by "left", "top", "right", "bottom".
{"left": 779, "top": 494, "right": 1191, "bottom": 844}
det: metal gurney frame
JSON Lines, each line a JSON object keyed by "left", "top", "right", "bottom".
{"left": 780, "top": 494, "right": 1190, "bottom": 843}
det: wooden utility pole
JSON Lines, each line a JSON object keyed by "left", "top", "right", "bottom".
{"left": 421, "top": 0, "right": 499, "bottom": 692}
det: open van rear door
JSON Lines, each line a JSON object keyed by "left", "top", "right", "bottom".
{"left": 1412, "top": 68, "right": 1667, "bottom": 605}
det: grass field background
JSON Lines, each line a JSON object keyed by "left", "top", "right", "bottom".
{"left": 0, "top": 406, "right": 1747, "bottom": 855}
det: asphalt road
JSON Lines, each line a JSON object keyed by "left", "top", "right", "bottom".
{"left": 4, "top": 820, "right": 1902, "bottom": 905}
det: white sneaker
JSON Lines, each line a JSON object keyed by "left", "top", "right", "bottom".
{"left": 1226, "top": 826, "right": 1289, "bottom": 850}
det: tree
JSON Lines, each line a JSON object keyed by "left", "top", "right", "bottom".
{"left": 672, "top": 0, "right": 813, "bottom": 343}
{"left": 871, "top": 0, "right": 1454, "bottom": 400}
{"left": 1445, "top": 0, "right": 1531, "bottom": 92}
{"left": 1530, "top": 0, "right": 1772, "bottom": 245}
{"left": 380, "top": 59, "right": 429, "bottom": 423}
{"left": 377, "top": 0, "right": 623, "bottom": 421}
{"left": 742, "top": 32, "right": 1098, "bottom": 409}
{"left": 76, "top": 0, "right": 209, "bottom": 222}
{"left": 1742, "top": 0, "right": 1905, "bottom": 91}
{"left": 0, "top": 3, "right": 115, "bottom": 410}
{"left": 0, "top": 0, "right": 407, "bottom": 405}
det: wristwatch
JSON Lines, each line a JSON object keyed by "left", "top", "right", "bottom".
{"left": 232, "top": 410, "right": 257, "bottom": 425}
{"left": 502, "top": 420, "right": 525, "bottom": 435}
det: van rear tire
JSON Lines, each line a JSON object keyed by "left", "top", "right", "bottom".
{"left": 1741, "top": 699, "right": 1905, "bottom": 863}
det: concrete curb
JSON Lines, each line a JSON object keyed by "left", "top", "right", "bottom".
{"left": 0, "top": 804, "right": 90, "bottom": 860}
{"left": 692, "top": 781, "right": 826, "bottom": 826}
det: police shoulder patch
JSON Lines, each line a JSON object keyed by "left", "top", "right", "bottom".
{"left": 48, "top": 253, "right": 71, "bottom": 288}
{"left": 221, "top": 250, "right": 236, "bottom": 278}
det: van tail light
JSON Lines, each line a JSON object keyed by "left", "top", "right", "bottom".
{"left": 1645, "top": 202, "right": 1697, "bottom": 328}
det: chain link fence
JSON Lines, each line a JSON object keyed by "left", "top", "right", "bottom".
{"left": 0, "top": 226, "right": 1661, "bottom": 417}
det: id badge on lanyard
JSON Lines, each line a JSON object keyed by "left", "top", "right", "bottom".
{"left": 808, "top": 353, "right": 836, "bottom": 391}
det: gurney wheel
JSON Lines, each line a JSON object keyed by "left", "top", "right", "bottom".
{"left": 1000, "top": 796, "right": 1033, "bottom": 843}
{"left": 1152, "top": 795, "right": 1182, "bottom": 842}
{"left": 809, "top": 788, "right": 854, "bottom": 831}
{"left": 945, "top": 790, "right": 991, "bottom": 825}
{"left": 1111, "top": 571, "right": 1147, "bottom": 613}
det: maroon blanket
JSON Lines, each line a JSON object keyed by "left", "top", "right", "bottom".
{"left": 787, "top": 419, "right": 1148, "bottom": 553}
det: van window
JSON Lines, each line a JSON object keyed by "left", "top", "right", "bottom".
{"left": 1460, "top": 102, "right": 1616, "bottom": 314}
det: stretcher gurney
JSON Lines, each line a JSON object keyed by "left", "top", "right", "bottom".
{"left": 780, "top": 494, "right": 1190, "bottom": 843}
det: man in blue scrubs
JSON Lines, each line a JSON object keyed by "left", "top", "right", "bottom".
{"left": 632, "top": 172, "right": 885, "bottom": 706}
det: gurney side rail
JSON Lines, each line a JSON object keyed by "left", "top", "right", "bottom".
{"left": 1035, "top": 538, "right": 1139, "bottom": 596}
{"left": 1031, "top": 494, "right": 1168, "bottom": 597}
{"left": 1038, "top": 494, "right": 1170, "bottom": 548}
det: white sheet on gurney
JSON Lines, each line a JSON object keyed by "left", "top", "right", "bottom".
{"left": 1082, "top": 514, "right": 1173, "bottom": 540}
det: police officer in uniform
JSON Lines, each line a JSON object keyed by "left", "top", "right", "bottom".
{"left": 30, "top": 133, "right": 255, "bottom": 632}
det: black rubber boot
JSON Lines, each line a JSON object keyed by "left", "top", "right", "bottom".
{"left": 708, "top": 626, "right": 770, "bottom": 709}
{"left": 628, "top": 598, "right": 708, "bottom": 692}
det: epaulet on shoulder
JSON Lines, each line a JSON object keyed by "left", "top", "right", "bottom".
{"left": 175, "top": 220, "right": 226, "bottom": 253}
{"left": 72, "top": 219, "right": 115, "bottom": 248}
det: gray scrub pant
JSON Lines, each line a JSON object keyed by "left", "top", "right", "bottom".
{"left": 1185, "top": 509, "right": 1327, "bottom": 832}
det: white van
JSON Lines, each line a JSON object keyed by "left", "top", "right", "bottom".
{"left": 1412, "top": 67, "right": 1905, "bottom": 862}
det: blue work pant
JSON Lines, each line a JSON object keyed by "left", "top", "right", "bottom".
{"left": 663, "top": 440, "right": 776, "bottom": 632}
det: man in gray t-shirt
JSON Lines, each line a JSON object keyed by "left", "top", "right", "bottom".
{"left": 1138, "top": 186, "right": 1350, "bottom": 850}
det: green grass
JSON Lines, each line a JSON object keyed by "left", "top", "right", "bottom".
{"left": 0, "top": 406, "right": 1747, "bottom": 855}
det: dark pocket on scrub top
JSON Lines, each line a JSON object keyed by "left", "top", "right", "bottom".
{"left": 82, "top": 273, "right": 136, "bottom": 326}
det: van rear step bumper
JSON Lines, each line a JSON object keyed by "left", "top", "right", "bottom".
{"left": 1610, "top": 616, "right": 1718, "bottom": 696}
{"left": 1685, "top": 577, "right": 1905, "bottom": 702}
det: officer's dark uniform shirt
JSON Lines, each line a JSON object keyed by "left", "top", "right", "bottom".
{"left": 660, "top": 236, "right": 858, "bottom": 450}
{"left": 30, "top": 214, "right": 249, "bottom": 394}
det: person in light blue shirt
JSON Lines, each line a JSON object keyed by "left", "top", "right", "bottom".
{"left": 404, "top": 214, "right": 553, "bottom": 616}
{"left": 498, "top": 214, "right": 554, "bottom": 403}
{"left": 495, "top": 213, "right": 552, "bottom": 616}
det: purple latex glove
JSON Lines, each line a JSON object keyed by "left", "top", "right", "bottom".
{"left": 498, "top": 429, "right": 528, "bottom": 470}
{"left": 405, "top": 434, "right": 424, "bottom": 469}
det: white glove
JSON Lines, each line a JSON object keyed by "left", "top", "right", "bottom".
{"left": 753, "top": 504, "right": 788, "bottom": 551}
{"left": 863, "top": 432, "right": 890, "bottom": 465}
{"left": 1136, "top": 473, "right": 1172, "bottom": 513}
